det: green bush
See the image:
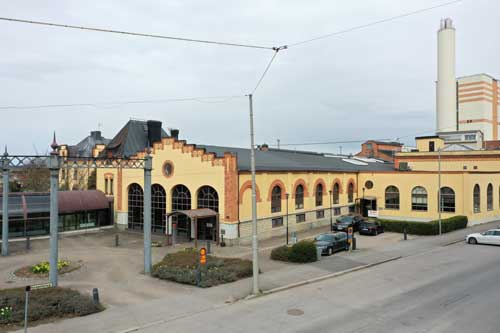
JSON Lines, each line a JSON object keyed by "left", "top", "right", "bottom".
{"left": 0, "top": 287, "right": 103, "bottom": 327}
{"left": 270, "top": 245, "right": 291, "bottom": 261}
{"left": 271, "top": 241, "right": 318, "bottom": 263}
{"left": 152, "top": 248, "right": 252, "bottom": 288}
{"left": 31, "top": 260, "right": 70, "bottom": 274}
{"left": 378, "top": 215, "right": 468, "bottom": 235}
{"left": 289, "top": 240, "right": 318, "bottom": 263}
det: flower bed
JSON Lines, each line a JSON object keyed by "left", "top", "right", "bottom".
{"left": 14, "top": 260, "right": 82, "bottom": 279}
{"left": 0, "top": 287, "right": 103, "bottom": 332}
{"left": 152, "top": 248, "right": 252, "bottom": 288}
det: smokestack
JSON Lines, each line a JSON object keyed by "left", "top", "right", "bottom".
{"left": 170, "top": 129, "right": 179, "bottom": 140}
{"left": 147, "top": 120, "right": 162, "bottom": 146}
{"left": 436, "top": 18, "right": 457, "bottom": 133}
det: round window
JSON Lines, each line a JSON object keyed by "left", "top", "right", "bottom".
{"left": 365, "top": 180, "right": 374, "bottom": 189}
{"left": 163, "top": 161, "right": 174, "bottom": 177}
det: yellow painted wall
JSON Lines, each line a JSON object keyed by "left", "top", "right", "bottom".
{"left": 96, "top": 139, "right": 227, "bottom": 220}
{"left": 415, "top": 137, "right": 444, "bottom": 152}
{"left": 358, "top": 171, "right": 500, "bottom": 223}
{"left": 238, "top": 171, "right": 357, "bottom": 222}
{"left": 397, "top": 151, "right": 500, "bottom": 172}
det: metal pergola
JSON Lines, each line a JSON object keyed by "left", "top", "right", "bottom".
{"left": 1, "top": 139, "right": 153, "bottom": 287}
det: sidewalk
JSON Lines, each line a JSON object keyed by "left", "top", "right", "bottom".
{"left": 9, "top": 220, "right": 499, "bottom": 333}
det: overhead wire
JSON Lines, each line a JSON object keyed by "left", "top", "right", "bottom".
{"left": 0, "top": 95, "right": 245, "bottom": 110}
{"left": 250, "top": 46, "right": 287, "bottom": 95}
{"left": 287, "top": 0, "right": 463, "bottom": 47}
{"left": 0, "top": 16, "right": 277, "bottom": 51}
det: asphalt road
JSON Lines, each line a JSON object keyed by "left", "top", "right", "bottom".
{"left": 140, "top": 242, "right": 500, "bottom": 333}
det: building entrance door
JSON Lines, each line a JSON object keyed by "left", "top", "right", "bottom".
{"left": 361, "top": 198, "right": 377, "bottom": 217}
{"left": 197, "top": 216, "right": 216, "bottom": 241}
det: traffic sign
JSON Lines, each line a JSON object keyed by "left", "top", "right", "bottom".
{"left": 31, "top": 282, "right": 53, "bottom": 290}
{"left": 199, "top": 247, "right": 207, "bottom": 265}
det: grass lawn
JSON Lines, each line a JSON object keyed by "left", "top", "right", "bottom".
{"left": 0, "top": 287, "right": 103, "bottom": 332}
{"left": 152, "top": 248, "right": 252, "bottom": 288}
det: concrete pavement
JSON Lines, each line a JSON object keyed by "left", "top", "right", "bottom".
{"left": 135, "top": 242, "right": 500, "bottom": 333}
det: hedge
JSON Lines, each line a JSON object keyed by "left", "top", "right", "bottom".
{"left": 378, "top": 215, "right": 468, "bottom": 235}
{"left": 270, "top": 240, "right": 317, "bottom": 263}
{"left": 0, "top": 287, "right": 103, "bottom": 328}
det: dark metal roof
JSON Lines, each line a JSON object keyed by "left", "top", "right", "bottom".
{"left": 197, "top": 145, "right": 394, "bottom": 172}
{"left": 68, "top": 131, "right": 111, "bottom": 158}
{"left": 101, "top": 120, "right": 169, "bottom": 158}
{"left": 365, "top": 140, "right": 403, "bottom": 146}
{"left": 0, "top": 190, "right": 110, "bottom": 215}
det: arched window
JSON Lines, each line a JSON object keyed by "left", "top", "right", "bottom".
{"left": 385, "top": 186, "right": 400, "bottom": 210}
{"left": 152, "top": 184, "right": 166, "bottom": 233}
{"left": 333, "top": 183, "right": 340, "bottom": 205}
{"left": 348, "top": 182, "right": 354, "bottom": 203}
{"left": 128, "top": 183, "right": 143, "bottom": 231}
{"left": 487, "top": 183, "right": 493, "bottom": 211}
{"left": 411, "top": 186, "right": 428, "bottom": 211}
{"left": 271, "top": 185, "right": 282, "bottom": 213}
{"left": 295, "top": 185, "right": 304, "bottom": 209}
{"left": 473, "top": 184, "right": 480, "bottom": 213}
{"left": 440, "top": 187, "right": 455, "bottom": 212}
{"left": 197, "top": 186, "right": 219, "bottom": 212}
{"left": 315, "top": 183, "right": 323, "bottom": 207}
{"left": 172, "top": 185, "right": 192, "bottom": 238}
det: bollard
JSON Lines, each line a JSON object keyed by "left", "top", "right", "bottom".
{"left": 24, "top": 286, "right": 30, "bottom": 333}
{"left": 115, "top": 234, "right": 119, "bottom": 247}
{"left": 220, "top": 234, "right": 226, "bottom": 247}
{"left": 92, "top": 288, "right": 100, "bottom": 305}
{"left": 352, "top": 237, "right": 357, "bottom": 250}
{"left": 404, "top": 227, "right": 408, "bottom": 241}
{"left": 206, "top": 240, "right": 211, "bottom": 254}
{"left": 26, "top": 236, "right": 31, "bottom": 251}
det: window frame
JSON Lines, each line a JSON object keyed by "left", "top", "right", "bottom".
{"left": 385, "top": 185, "right": 400, "bottom": 210}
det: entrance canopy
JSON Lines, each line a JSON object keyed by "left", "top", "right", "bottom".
{"left": 166, "top": 208, "right": 217, "bottom": 219}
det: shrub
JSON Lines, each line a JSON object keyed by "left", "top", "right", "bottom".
{"left": 270, "top": 245, "right": 291, "bottom": 261}
{"left": 288, "top": 240, "right": 318, "bottom": 263}
{"left": 378, "top": 215, "right": 468, "bottom": 235}
{"left": 0, "top": 287, "right": 103, "bottom": 326}
{"left": 152, "top": 248, "right": 252, "bottom": 288}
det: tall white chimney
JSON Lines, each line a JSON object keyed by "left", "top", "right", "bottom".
{"left": 436, "top": 18, "right": 457, "bottom": 133}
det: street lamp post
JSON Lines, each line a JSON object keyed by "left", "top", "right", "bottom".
{"left": 438, "top": 147, "right": 442, "bottom": 235}
{"left": 329, "top": 190, "right": 333, "bottom": 231}
{"left": 285, "top": 193, "right": 289, "bottom": 245}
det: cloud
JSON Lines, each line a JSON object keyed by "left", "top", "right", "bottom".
{"left": 0, "top": 0, "right": 498, "bottom": 154}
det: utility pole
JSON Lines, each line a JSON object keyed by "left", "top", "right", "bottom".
{"left": 438, "top": 147, "right": 442, "bottom": 235}
{"left": 277, "top": 139, "right": 280, "bottom": 150}
{"left": 339, "top": 146, "right": 343, "bottom": 155}
{"left": 248, "top": 94, "right": 259, "bottom": 295}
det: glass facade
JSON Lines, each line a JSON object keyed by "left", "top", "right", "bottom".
{"left": 0, "top": 193, "right": 112, "bottom": 238}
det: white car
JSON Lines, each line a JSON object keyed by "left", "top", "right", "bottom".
{"left": 466, "top": 229, "right": 500, "bottom": 245}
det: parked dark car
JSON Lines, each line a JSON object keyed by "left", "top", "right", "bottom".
{"left": 359, "top": 220, "right": 384, "bottom": 236}
{"left": 314, "top": 232, "right": 349, "bottom": 255}
{"left": 332, "top": 214, "right": 364, "bottom": 232}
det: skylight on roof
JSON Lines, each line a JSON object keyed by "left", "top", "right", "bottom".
{"left": 342, "top": 158, "right": 368, "bottom": 166}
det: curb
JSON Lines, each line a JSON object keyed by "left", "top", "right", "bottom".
{"left": 442, "top": 239, "right": 465, "bottom": 246}
{"left": 258, "top": 256, "right": 402, "bottom": 297}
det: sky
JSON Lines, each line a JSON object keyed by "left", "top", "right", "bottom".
{"left": 1, "top": 0, "right": 499, "bottom": 155}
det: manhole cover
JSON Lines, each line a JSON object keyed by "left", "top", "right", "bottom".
{"left": 287, "top": 308, "right": 304, "bottom": 316}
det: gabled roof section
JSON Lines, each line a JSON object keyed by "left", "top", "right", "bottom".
{"left": 68, "top": 131, "right": 110, "bottom": 158}
{"left": 102, "top": 120, "right": 169, "bottom": 158}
